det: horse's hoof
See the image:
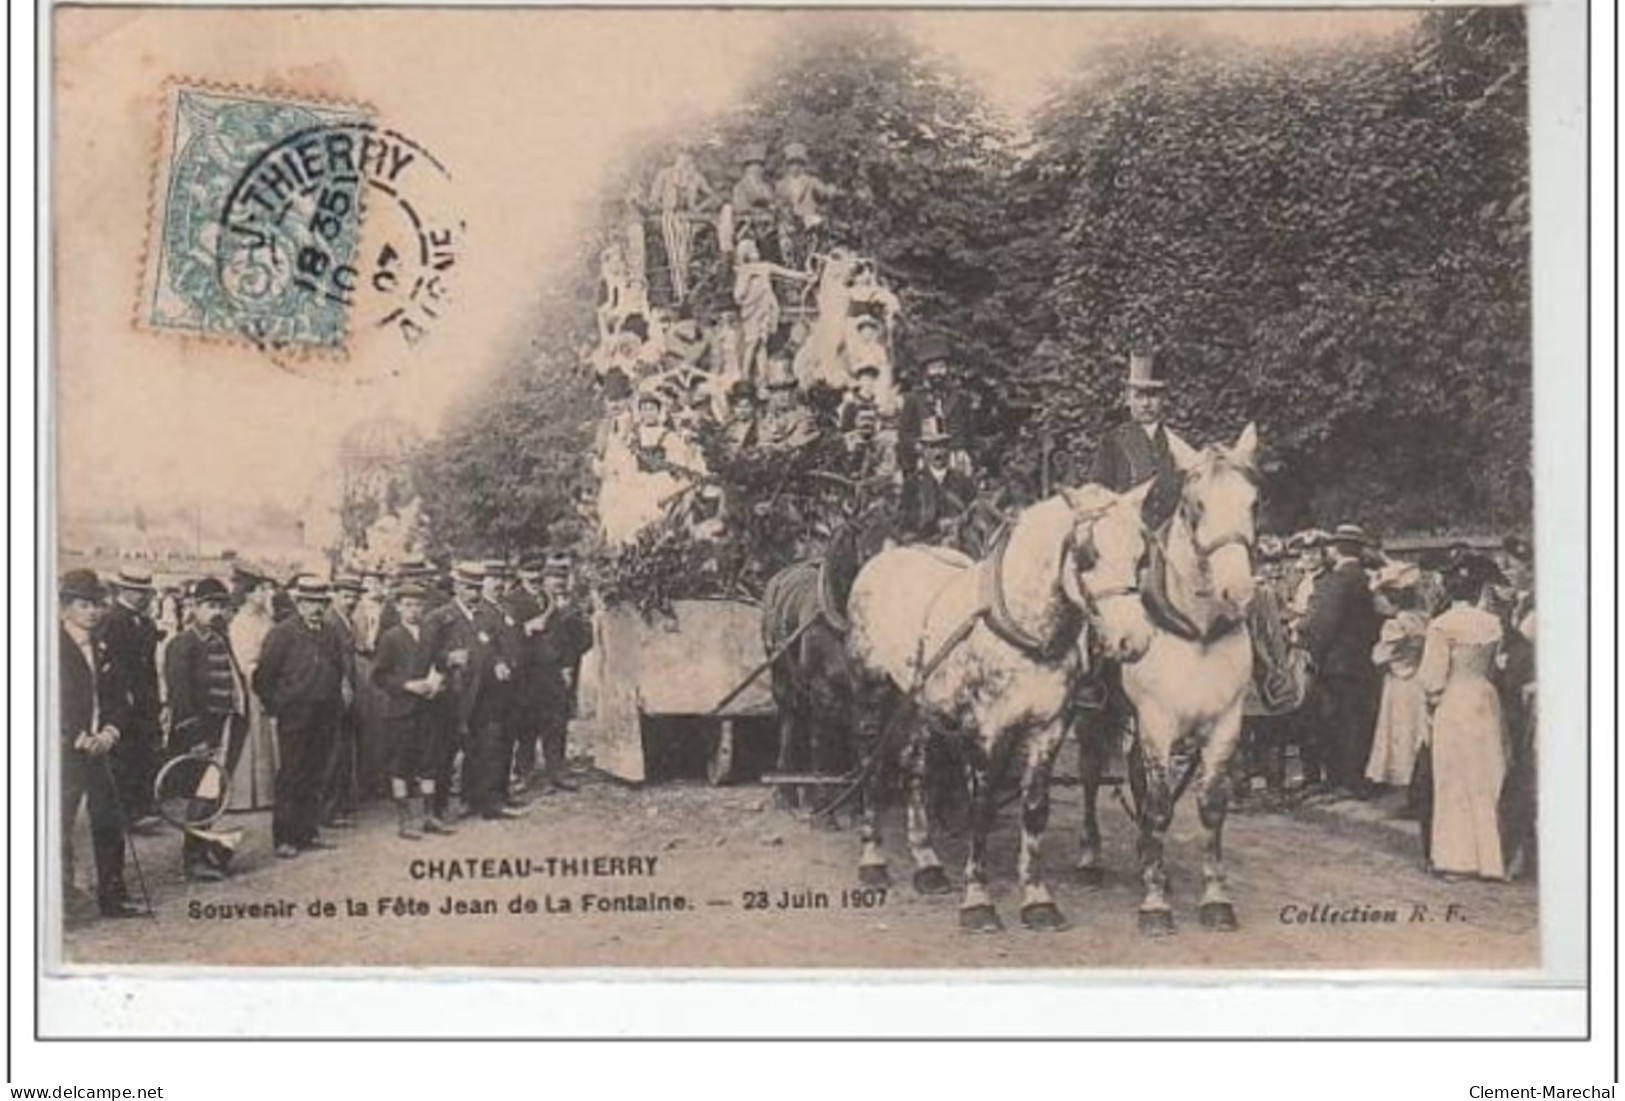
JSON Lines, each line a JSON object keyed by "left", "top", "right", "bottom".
{"left": 1020, "top": 902, "right": 1069, "bottom": 932}
{"left": 1075, "top": 865, "right": 1106, "bottom": 888}
{"left": 913, "top": 866, "right": 953, "bottom": 895}
{"left": 858, "top": 864, "right": 891, "bottom": 888}
{"left": 1198, "top": 901, "right": 1239, "bottom": 932}
{"left": 959, "top": 904, "right": 1003, "bottom": 933}
{"left": 1137, "top": 909, "right": 1176, "bottom": 938}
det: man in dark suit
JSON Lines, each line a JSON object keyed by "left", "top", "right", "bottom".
{"left": 523, "top": 554, "right": 594, "bottom": 794}
{"left": 1088, "top": 352, "right": 1190, "bottom": 528}
{"left": 898, "top": 429, "right": 977, "bottom": 544}
{"left": 371, "top": 582, "right": 455, "bottom": 839}
{"left": 1300, "top": 524, "right": 1384, "bottom": 799}
{"left": 253, "top": 576, "right": 347, "bottom": 857}
{"left": 100, "top": 566, "right": 164, "bottom": 831}
{"left": 320, "top": 574, "right": 363, "bottom": 829}
{"left": 162, "top": 576, "right": 246, "bottom": 881}
{"left": 896, "top": 334, "right": 973, "bottom": 475}
{"left": 59, "top": 569, "right": 139, "bottom": 919}
{"left": 423, "top": 563, "right": 524, "bottom": 822}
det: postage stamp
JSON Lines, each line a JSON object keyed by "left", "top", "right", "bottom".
{"left": 139, "top": 82, "right": 462, "bottom": 369}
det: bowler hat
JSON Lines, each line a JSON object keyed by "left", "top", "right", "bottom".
{"left": 110, "top": 566, "right": 156, "bottom": 592}
{"left": 189, "top": 577, "right": 230, "bottom": 603}
{"left": 914, "top": 334, "right": 952, "bottom": 368}
{"left": 288, "top": 575, "right": 333, "bottom": 602}
{"left": 1125, "top": 352, "right": 1167, "bottom": 391}
{"left": 59, "top": 568, "right": 106, "bottom": 603}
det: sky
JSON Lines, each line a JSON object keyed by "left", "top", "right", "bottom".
{"left": 52, "top": 6, "right": 1419, "bottom": 519}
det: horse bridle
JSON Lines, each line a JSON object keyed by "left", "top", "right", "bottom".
{"left": 1063, "top": 500, "right": 1148, "bottom": 619}
{"left": 1170, "top": 470, "right": 1258, "bottom": 597}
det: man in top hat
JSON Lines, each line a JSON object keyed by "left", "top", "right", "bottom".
{"left": 253, "top": 576, "right": 349, "bottom": 857}
{"left": 898, "top": 425, "right": 978, "bottom": 545}
{"left": 99, "top": 566, "right": 165, "bottom": 831}
{"left": 897, "top": 334, "right": 973, "bottom": 476}
{"left": 320, "top": 573, "right": 365, "bottom": 829}
{"left": 524, "top": 554, "right": 594, "bottom": 794}
{"left": 59, "top": 569, "right": 138, "bottom": 919}
{"left": 1088, "top": 351, "right": 1190, "bottom": 528}
{"left": 1300, "top": 523, "right": 1384, "bottom": 799}
{"left": 163, "top": 576, "right": 248, "bottom": 881}
{"left": 423, "top": 562, "right": 526, "bottom": 821}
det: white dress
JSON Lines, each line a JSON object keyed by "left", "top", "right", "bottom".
{"left": 1418, "top": 603, "right": 1506, "bottom": 878}
{"left": 1365, "top": 610, "right": 1430, "bottom": 785}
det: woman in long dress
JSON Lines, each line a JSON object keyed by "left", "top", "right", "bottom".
{"left": 1417, "top": 557, "right": 1508, "bottom": 881}
{"left": 1365, "top": 564, "right": 1430, "bottom": 791}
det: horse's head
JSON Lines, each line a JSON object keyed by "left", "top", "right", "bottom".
{"left": 1061, "top": 481, "right": 1155, "bottom": 662}
{"left": 1168, "top": 422, "right": 1261, "bottom": 616}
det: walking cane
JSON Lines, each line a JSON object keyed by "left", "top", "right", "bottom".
{"left": 99, "top": 755, "right": 156, "bottom": 918}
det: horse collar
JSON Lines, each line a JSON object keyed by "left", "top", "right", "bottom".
{"left": 979, "top": 523, "right": 1082, "bottom": 662}
{"left": 1143, "top": 531, "right": 1244, "bottom": 646}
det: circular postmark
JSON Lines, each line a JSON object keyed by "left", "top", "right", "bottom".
{"left": 215, "top": 120, "right": 463, "bottom": 383}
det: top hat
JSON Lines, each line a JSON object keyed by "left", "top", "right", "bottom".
{"left": 1125, "top": 352, "right": 1167, "bottom": 391}
{"left": 783, "top": 141, "right": 809, "bottom": 164}
{"left": 288, "top": 575, "right": 333, "bottom": 602}
{"left": 59, "top": 568, "right": 106, "bottom": 603}
{"left": 914, "top": 334, "right": 952, "bottom": 369}
{"left": 189, "top": 577, "right": 231, "bottom": 603}
{"left": 110, "top": 566, "right": 156, "bottom": 592}
{"left": 740, "top": 142, "right": 767, "bottom": 166}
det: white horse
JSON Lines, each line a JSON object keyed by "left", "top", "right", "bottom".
{"left": 845, "top": 481, "right": 1155, "bottom": 932}
{"left": 1085, "top": 423, "right": 1262, "bottom": 936}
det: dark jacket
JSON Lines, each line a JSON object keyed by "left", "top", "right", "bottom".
{"left": 323, "top": 607, "right": 359, "bottom": 694}
{"left": 100, "top": 600, "right": 162, "bottom": 723}
{"left": 898, "top": 466, "right": 978, "bottom": 544}
{"left": 61, "top": 626, "right": 129, "bottom": 750}
{"left": 423, "top": 599, "right": 518, "bottom": 729}
{"left": 163, "top": 624, "right": 245, "bottom": 737}
{"left": 896, "top": 386, "right": 972, "bottom": 472}
{"left": 1301, "top": 559, "right": 1382, "bottom": 680}
{"left": 371, "top": 622, "right": 440, "bottom": 722}
{"left": 252, "top": 615, "right": 347, "bottom": 719}
{"left": 1089, "top": 420, "right": 1184, "bottom": 527}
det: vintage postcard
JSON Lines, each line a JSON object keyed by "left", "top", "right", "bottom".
{"left": 47, "top": 2, "right": 1578, "bottom": 992}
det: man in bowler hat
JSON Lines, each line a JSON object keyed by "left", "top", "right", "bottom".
{"left": 59, "top": 569, "right": 139, "bottom": 918}
{"left": 1300, "top": 524, "right": 1384, "bottom": 799}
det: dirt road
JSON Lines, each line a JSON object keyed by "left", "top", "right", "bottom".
{"left": 61, "top": 771, "right": 1537, "bottom": 971}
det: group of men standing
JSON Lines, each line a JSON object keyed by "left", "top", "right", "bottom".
{"left": 57, "top": 553, "right": 592, "bottom": 922}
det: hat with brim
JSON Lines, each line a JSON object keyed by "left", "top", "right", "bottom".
{"left": 60, "top": 568, "right": 107, "bottom": 603}
{"left": 233, "top": 563, "right": 276, "bottom": 589}
{"left": 914, "top": 334, "right": 952, "bottom": 369}
{"left": 741, "top": 142, "right": 767, "bottom": 166}
{"left": 1373, "top": 561, "right": 1421, "bottom": 591}
{"left": 190, "top": 577, "right": 231, "bottom": 604}
{"left": 783, "top": 141, "right": 809, "bottom": 164}
{"left": 543, "top": 553, "right": 574, "bottom": 579}
{"left": 289, "top": 575, "right": 333, "bottom": 603}
{"left": 1126, "top": 352, "right": 1167, "bottom": 391}
{"left": 332, "top": 573, "right": 364, "bottom": 594}
{"left": 1329, "top": 523, "right": 1374, "bottom": 549}
{"left": 451, "top": 561, "right": 485, "bottom": 587}
{"left": 110, "top": 566, "right": 156, "bottom": 592}
{"left": 394, "top": 582, "right": 430, "bottom": 601}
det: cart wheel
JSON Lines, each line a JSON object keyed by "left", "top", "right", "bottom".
{"left": 707, "top": 719, "right": 736, "bottom": 786}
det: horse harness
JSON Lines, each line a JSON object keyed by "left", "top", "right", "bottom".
{"left": 1138, "top": 484, "right": 1255, "bottom": 646}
